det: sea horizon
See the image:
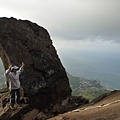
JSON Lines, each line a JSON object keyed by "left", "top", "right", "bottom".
{"left": 0, "top": 45, "right": 120, "bottom": 90}
{"left": 56, "top": 44, "right": 120, "bottom": 90}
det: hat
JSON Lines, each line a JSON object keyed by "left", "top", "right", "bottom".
{"left": 11, "top": 66, "right": 19, "bottom": 71}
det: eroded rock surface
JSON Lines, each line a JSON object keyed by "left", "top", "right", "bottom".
{"left": 0, "top": 17, "right": 71, "bottom": 108}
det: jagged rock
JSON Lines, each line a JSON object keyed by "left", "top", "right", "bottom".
{"left": 61, "top": 97, "right": 69, "bottom": 106}
{"left": 1, "top": 97, "right": 9, "bottom": 109}
{"left": 34, "top": 112, "right": 47, "bottom": 120}
{"left": 49, "top": 96, "right": 89, "bottom": 116}
{"left": 62, "top": 96, "right": 89, "bottom": 111}
{"left": 0, "top": 17, "right": 71, "bottom": 108}
{"left": 0, "top": 92, "right": 10, "bottom": 109}
{"left": 21, "top": 109, "right": 39, "bottom": 120}
{"left": 52, "top": 104, "right": 65, "bottom": 114}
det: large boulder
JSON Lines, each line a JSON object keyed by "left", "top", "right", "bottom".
{"left": 0, "top": 17, "right": 71, "bottom": 108}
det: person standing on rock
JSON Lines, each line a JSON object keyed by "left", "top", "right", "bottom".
{"left": 4, "top": 62, "right": 25, "bottom": 110}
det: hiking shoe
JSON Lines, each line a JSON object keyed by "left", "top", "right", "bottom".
{"left": 10, "top": 106, "right": 15, "bottom": 110}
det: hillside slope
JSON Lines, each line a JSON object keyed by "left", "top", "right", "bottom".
{"left": 67, "top": 73, "right": 110, "bottom": 101}
{"left": 48, "top": 90, "right": 120, "bottom": 120}
{"left": 67, "top": 72, "right": 103, "bottom": 89}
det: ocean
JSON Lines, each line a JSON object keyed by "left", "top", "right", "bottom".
{"left": 0, "top": 41, "right": 120, "bottom": 90}
{"left": 57, "top": 47, "right": 120, "bottom": 90}
{"left": 0, "top": 59, "right": 7, "bottom": 89}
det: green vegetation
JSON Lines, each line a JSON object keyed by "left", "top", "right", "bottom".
{"left": 67, "top": 72, "right": 111, "bottom": 101}
{"left": 67, "top": 72, "right": 80, "bottom": 89}
{"left": 72, "top": 87, "right": 110, "bottom": 101}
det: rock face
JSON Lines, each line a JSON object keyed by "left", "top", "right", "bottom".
{"left": 0, "top": 17, "right": 71, "bottom": 107}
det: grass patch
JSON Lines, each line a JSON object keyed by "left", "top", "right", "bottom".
{"left": 72, "top": 87, "right": 110, "bottom": 101}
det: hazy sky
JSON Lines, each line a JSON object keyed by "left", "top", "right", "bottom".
{"left": 0, "top": 0, "right": 120, "bottom": 87}
{"left": 0, "top": 1, "right": 120, "bottom": 36}
{"left": 0, "top": 0, "right": 120, "bottom": 54}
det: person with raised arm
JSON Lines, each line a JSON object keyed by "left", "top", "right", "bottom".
{"left": 4, "top": 62, "right": 25, "bottom": 110}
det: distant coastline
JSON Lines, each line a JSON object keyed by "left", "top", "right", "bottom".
{"left": 59, "top": 48, "right": 120, "bottom": 90}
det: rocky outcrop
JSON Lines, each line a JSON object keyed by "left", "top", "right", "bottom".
{"left": 0, "top": 92, "right": 88, "bottom": 120}
{"left": 48, "top": 90, "right": 120, "bottom": 120}
{"left": 0, "top": 17, "right": 71, "bottom": 108}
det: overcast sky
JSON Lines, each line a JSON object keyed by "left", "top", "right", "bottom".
{"left": 0, "top": 0, "right": 120, "bottom": 51}
{"left": 1, "top": 0, "right": 120, "bottom": 83}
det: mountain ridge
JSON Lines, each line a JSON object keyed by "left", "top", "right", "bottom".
{"left": 67, "top": 72, "right": 103, "bottom": 89}
{"left": 67, "top": 72, "right": 110, "bottom": 101}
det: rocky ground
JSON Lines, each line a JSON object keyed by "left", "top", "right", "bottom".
{"left": 48, "top": 90, "right": 120, "bottom": 120}
{"left": 0, "top": 90, "right": 120, "bottom": 120}
{"left": 0, "top": 91, "right": 88, "bottom": 120}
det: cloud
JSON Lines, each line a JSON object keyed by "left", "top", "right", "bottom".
{"left": 0, "top": 0, "right": 120, "bottom": 42}
{"left": 50, "top": 0, "right": 120, "bottom": 41}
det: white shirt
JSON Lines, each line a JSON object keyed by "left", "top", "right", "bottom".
{"left": 5, "top": 68, "right": 23, "bottom": 90}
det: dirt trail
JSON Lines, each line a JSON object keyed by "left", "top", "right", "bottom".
{"left": 48, "top": 91, "right": 120, "bottom": 120}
